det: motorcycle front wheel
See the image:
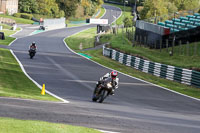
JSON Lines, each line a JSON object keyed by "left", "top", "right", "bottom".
{"left": 99, "top": 90, "right": 108, "bottom": 103}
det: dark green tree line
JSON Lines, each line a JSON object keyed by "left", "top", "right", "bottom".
{"left": 18, "top": 0, "right": 104, "bottom": 18}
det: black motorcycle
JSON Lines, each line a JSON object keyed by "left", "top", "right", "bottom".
{"left": 29, "top": 48, "right": 36, "bottom": 59}
{"left": 92, "top": 77, "right": 114, "bottom": 103}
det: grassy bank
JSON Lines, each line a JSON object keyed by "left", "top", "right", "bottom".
{"left": 0, "top": 48, "right": 59, "bottom": 101}
{"left": 65, "top": 28, "right": 200, "bottom": 99}
{"left": 96, "top": 7, "right": 106, "bottom": 18}
{"left": 0, "top": 14, "right": 34, "bottom": 24}
{"left": 0, "top": 29, "right": 20, "bottom": 45}
{"left": 0, "top": 117, "right": 101, "bottom": 133}
{"left": 66, "top": 28, "right": 96, "bottom": 50}
{"left": 100, "top": 33, "right": 200, "bottom": 70}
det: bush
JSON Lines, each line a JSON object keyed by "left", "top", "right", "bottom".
{"left": 20, "top": 13, "right": 33, "bottom": 20}
{"left": 13, "top": 13, "right": 21, "bottom": 18}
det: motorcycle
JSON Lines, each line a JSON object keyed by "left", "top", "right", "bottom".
{"left": 92, "top": 77, "right": 114, "bottom": 103}
{"left": 29, "top": 48, "right": 36, "bottom": 59}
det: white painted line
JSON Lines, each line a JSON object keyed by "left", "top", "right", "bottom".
{"left": 100, "top": 6, "right": 107, "bottom": 19}
{"left": 98, "top": 129, "right": 120, "bottom": 133}
{"left": 64, "top": 79, "right": 152, "bottom": 86}
{"left": 0, "top": 96, "right": 64, "bottom": 104}
{"left": 110, "top": 6, "right": 122, "bottom": 24}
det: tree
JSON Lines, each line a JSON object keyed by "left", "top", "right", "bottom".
{"left": 123, "top": 16, "right": 133, "bottom": 27}
{"left": 56, "top": 0, "right": 79, "bottom": 18}
{"left": 168, "top": 0, "right": 200, "bottom": 10}
{"left": 19, "top": 0, "right": 39, "bottom": 13}
{"left": 140, "top": 0, "right": 168, "bottom": 20}
{"left": 36, "top": 0, "right": 60, "bottom": 17}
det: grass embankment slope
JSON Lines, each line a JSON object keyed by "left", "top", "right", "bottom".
{"left": 0, "top": 14, "right": 34, "bottom": 24}
{"left": 0, "top": 24, "right": 21, "bottom": 45}
{"left": 0, "top": 117, "right": 101, "bottom": 133}
{"left": 65, "top": 27, "right": 200, "bottom": 99}
{"left": 101, "top": 34, "right": 200, "bottom": 70}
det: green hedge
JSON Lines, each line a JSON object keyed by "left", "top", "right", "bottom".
{"left": 13, "top": 13, "right": 33, "bottom": 20}
{"left": 21, "top": 13, "right": 33, "bottom": 20}
{"left": 13, "top": 13, "right": 21, "bottom": 18}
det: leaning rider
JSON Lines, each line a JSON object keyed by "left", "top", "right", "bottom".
{"left": 96, "top": 70, "right": 119, "bottom": 95}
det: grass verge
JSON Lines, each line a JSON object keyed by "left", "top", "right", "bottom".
{"left": 0, "top": 48, "right": 59, "bottom": 101}
{"left": 100, "top": 33, "right": 200, "bottom": 70}
{"left": 96, "top": 7, "right": 106, "bottom": 18}
{"left": 65, "top": 28, "right": 200, "bottom": 99}
{"left": 65, "top": 28, "right": 96, "bottom": 50}
{"left": 0, "top": 14, "right": 34, "bottom": 24}
{"left": 0, "top": 29, "right": 21, "bottom": 45}
{"left": 0, "top": 117, "right": 101, "bottom": 133}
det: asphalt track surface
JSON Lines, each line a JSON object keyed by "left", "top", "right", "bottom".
{"left": 1, "top": 5, "right": 200, "bottom": 133}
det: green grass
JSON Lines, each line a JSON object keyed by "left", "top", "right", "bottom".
{"left": 0, "top": 14, "right": 34, "bottom": 24}
{"left": 100, "top": 33, "right": 200, "bottom": 70}
{"left": 65, "top": 28, "right": 200, "bottom": 99}
{"left": 0, "top": 117, "right": 101, "bottom": 133}
{"left": 0, "top": 23, "right": 12, "bottom": 29}
{"left": 0, "top": 48, "right": 59, "bottom": 101}
{"left": 0, "top": 29, "right": 20, "bottom": 45}
{"left": 65, "top": 28, "right": 97, "bottom": 50}
{"left": 96, "top": 7, "right": 106, "bottom": 18}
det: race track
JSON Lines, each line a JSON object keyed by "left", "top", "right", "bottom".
{"left": 0, "top": 5, "right": 200, "bottom": 133}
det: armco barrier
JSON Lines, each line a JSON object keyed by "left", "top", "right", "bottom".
{"left": 103, "top": 46, "right": 200, "bottom": 88}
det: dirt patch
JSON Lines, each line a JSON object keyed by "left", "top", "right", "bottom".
{"left": 190, "top": 67, "right": 200, "bottom": 72}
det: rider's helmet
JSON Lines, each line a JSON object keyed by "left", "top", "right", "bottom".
{"left": 111, "top": 71, "right": 118, "bottom": 79}
{"left": 32, "top": 42, "right": 36, "bottom": 46}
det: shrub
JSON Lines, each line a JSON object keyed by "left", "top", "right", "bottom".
{"left": 13, "top": 13, "right": 21, "bottom": 18}
{"left": 20, "top": 13, "right": 33, "bottom": 20}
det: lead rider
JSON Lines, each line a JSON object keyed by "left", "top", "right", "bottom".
{"left": 96, "top": 71, "right": 119, "bottom": 95}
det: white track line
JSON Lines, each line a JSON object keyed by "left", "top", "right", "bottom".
{"left": 98, "top": 129, "right": 120, "bottom": 133}
{"left": 64, "top": 79, "right": 152, "bottom": 86}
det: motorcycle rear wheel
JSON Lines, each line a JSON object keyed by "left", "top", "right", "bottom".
{"left": 92, "top": 87, "right": 99, "bottom": 102}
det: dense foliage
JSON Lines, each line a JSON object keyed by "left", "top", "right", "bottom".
{"left": 18, "top": 0, "right": 104, "bottom": 18}
{"left": 105, "top": 0, "right": 200, "bottom": 20}
{"left": 140, "top": 0, "right": 200, "bottom": 19}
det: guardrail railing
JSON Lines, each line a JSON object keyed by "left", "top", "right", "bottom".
{"left": 103, "top": 46, "right": 200, "bottom": 88}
